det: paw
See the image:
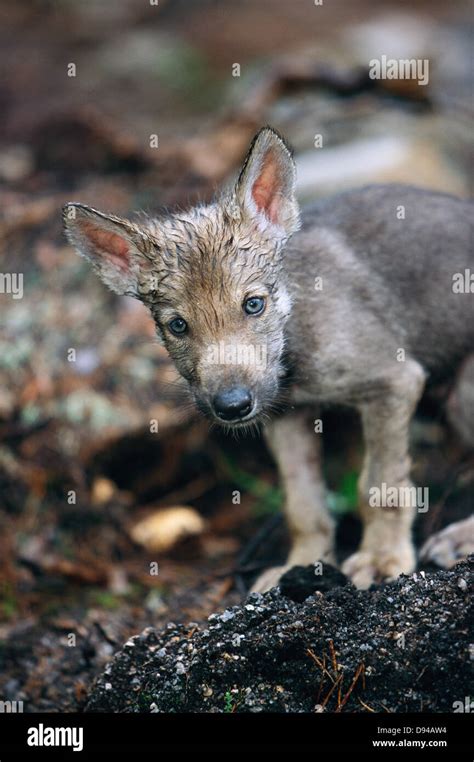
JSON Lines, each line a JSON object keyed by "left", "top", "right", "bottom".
{"left": 250, "top": 565, "right": 292, "bottom": 594}
{"left": 250, "top": 530, "right": 336, "bottom": 594}
{"left": 341, "top": 544, "right": 416, "bottom": 589}
{"left": 420, "top": 516, "right": 474, "bottom": 569}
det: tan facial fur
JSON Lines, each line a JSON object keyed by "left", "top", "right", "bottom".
{"left": 63, "top": 127, "right": 299, "bottom": 428}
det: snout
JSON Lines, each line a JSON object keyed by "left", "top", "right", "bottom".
{"left": 212, "top": 386, "right": 254, "bottom": 422}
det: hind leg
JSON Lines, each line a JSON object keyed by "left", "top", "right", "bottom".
{"left": 420, "top": 516, "right": 474, "bottom": 568}
{"left": 447, "top": 354, "right": 474, "bottom": 448}
{"left": 426, "top": 355, "right": 474, "bottom": 569}
{"left": 430, "top": 356, "right": 474, "bottom": 566}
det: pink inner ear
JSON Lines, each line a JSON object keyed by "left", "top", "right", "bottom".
{"left": 82, "top": 222, "right": 130, "bottom": 272}
{"left": 251, "top": 150, "right": 282, "bottom": 224}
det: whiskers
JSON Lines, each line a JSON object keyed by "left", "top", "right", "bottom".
{"left": 157, "top": 373, "right": 201, "bottom": 425}
{"left": 226, "top": 416, "right": 263, "bottom": 440}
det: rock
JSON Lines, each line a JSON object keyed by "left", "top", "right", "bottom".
{"left": 86, "top": 557, "right": 472, "bottom": 713}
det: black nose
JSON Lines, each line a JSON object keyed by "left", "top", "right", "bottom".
{"left": 213, "top": 387, "right": 253, "bottom": 421}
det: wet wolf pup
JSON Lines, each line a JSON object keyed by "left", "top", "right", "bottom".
{"left": 64, "top": 127, "right": 474, "bottom": 591}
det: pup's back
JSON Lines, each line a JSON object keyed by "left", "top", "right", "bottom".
{"left": 287, "top": 185, "right": 473, "bottom": 381}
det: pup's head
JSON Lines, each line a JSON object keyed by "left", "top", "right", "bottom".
{"left": 64, "top": 127, "right": 300, "bottom": 428}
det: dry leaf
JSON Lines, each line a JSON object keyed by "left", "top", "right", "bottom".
{"left": 130, "top": 507, "right": 206, "bottom": 553}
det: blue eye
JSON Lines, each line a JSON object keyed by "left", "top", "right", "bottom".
{"left": 244, "top": 296, "right": 266, "bottom": 316}
{"left": 168, "top": 317, "right": 188, "bottom": 336}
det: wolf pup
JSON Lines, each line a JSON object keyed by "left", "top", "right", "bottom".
{"left": 64, "top": 127, "right": 474, "bottom": 591}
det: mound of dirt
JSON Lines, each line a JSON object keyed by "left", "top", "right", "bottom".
{"left": 86, "top": 557, "right": 472, "bottom": 713}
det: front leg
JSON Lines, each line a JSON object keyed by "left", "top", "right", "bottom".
{"left": 342, "top": 359, "right": 426, "bottom": 588}
{"left": 251, "top": 409, "right": 335, "bottom": 593}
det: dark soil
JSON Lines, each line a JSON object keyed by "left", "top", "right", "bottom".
{"left": 86, "top": 557, "right": 472, "bottom": 713}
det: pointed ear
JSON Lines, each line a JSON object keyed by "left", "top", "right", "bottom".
{"left": 234, "top": 127, "right": 300, "bottom": 241}
{"left": 63, "top": 203, "right": 151, "bottom": 297}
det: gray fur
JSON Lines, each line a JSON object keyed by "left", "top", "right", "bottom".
{"left": 286, "top": 185, "right": 473, "bottom": 400}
